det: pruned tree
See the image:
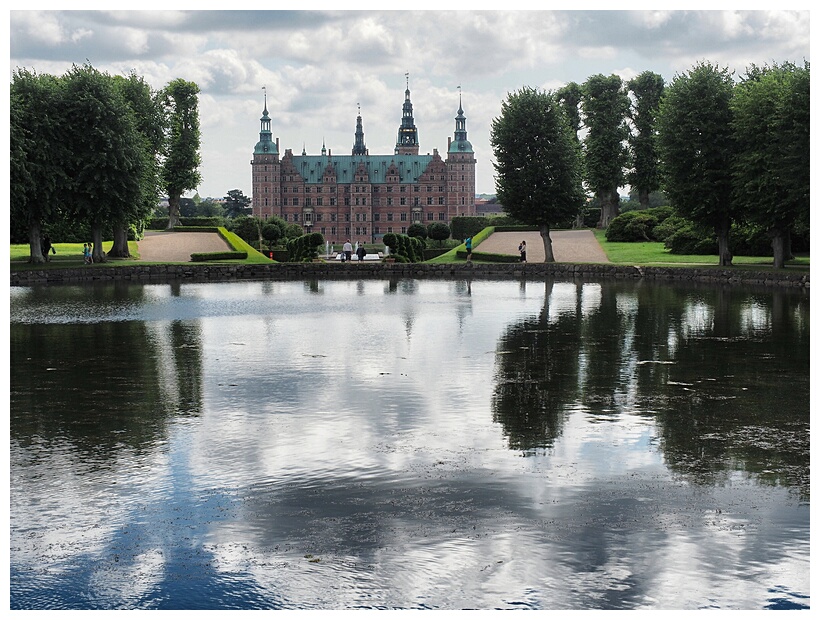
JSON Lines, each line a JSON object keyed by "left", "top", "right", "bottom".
{"left": 161, "top": 78, "right": 201, "bottom": 229}
{"left": 731, "top": 61, "right": 810, "bottom": 268}
{"left": 10, "top": 68, "right": 68, "bottom": 263}
{"left": 581, "top": 74, "right": 630, "bottom": 228}
{"left": 490, "top": 87, "right": 584, "bottom": 262}
{"left": 108, "top": 71, "right": 165, "bottom": 257}
{"left": 60, "top": 63, "right": 149, "bottom": 263}
{"left": 627, "top": 71, "right": 665, "bottom": 209}
{"left": 657, "top": 61, "right": 738, "bottom": 266}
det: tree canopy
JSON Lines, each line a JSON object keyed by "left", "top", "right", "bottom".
{"left": 490, "top": 87, "right": 584, "bottom": 262}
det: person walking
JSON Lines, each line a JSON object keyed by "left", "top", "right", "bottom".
{"left": 356, "top": 243, "right": 367, "bottom": 262}
{"left": 465, "top": 236, "right": 472, "bottom": 261}
{"left": 342, "top": 239, "right": 353, "bottom": 263}
{"left": 82, "top": 243, "right": 92, "bottom": 264}
{"left": 518, "top": 240, "right": 527, "bottom": 263}
{"left": 41, "top": 235, "right": 54, "bottom": 262}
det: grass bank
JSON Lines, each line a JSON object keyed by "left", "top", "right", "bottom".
{"left": 591, "top": 229, "right": 809, "bottom": 270}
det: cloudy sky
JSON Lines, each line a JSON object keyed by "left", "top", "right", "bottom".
{"left": 8, "top": 6, "right": 811, "bottom": 198}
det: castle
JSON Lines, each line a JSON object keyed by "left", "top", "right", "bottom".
{"left": 251, "top": 78, "right": 476, "bottom": 243}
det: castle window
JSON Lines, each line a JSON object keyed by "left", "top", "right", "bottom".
{"left": 427, "top": 212, "right": 433, "bottom": 221}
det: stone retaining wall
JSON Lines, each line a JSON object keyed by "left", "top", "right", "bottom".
{"left": 10, "top": 262, "right": 809, "bottom": 289}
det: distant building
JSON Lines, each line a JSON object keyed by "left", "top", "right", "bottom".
{"left": 251, "top": 76, "right": 476, "bottom": 242}
{"left": 474, "top": 197, "right": 505, "bottom": 217}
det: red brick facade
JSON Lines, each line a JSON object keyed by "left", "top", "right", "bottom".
{"left": 251, "top": 85, "right": 476, "bottom": 244}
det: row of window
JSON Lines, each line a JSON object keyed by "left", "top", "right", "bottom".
{"left": 278, "top": 196, "right": 452, "bottom": 207}
{"left": 304, "top": 226, "right": 412, "bottom": 238}
{"left": 252, "top": 181, "right": 475, "bottom": 192}
{"left": 277, "top": 211, "right": 449, "bottom": 223}
{"left": 257, "top": 163, "right": 472, "bottom": 176}
{"left": 256, "top": 195, "right": 468, "bottom": 208}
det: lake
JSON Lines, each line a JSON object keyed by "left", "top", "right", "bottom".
{"left": 9, "top": 277, "right": 810, "bottom": 610}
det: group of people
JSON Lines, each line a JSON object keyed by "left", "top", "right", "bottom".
{"left": 340, "top": 240, "right": 367, "bottom": 263}
{"left": 463, "top": 236, "right": 527, "bottom": 262}
{"left": 39, "top": 235, "right": 96, "bottom": 264}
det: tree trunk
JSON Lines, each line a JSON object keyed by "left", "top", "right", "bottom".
{"left": 539, "top": 224, "right": 555, "bottom": 262}
{"left": 638, "top": 187, "right": 650, "bottom": 209}
{"left": 770, "top": 227, "right": 788, "bottom": 269}
{"left": 167, "top": 194, "right": 181, "bottom": 229}
{"left": 596, "top": 189, "right": 620, "bottom": 229}
{"left": 715, "top": 218, "right": 733, "bottom": 266}
{"left": 91, "top": 222, "right": 106, "bottom": 263}
{"left": 28, "top": 220, "right": 45, "bottom": 264}
{"left": 109, "top": 225, "right": 130, "bottom": 258}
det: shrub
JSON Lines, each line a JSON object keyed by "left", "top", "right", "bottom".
{"left": 606, "top": 207, "right": 676, "bottom": 242}
{"left": 606, "top": 211, "right": 660, "bottom": 242}
{"left": 664, "top": 221, "right": 718, "bottom": 255}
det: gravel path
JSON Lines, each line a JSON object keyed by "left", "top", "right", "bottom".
{"left": 137, "top": 230, "right": 231, "bottom": 262}
{"left": 136, "top": 229, "right": 609, "bottom": 264}
{"left": 475, "top": 230, "right": 609, "bottom": 263}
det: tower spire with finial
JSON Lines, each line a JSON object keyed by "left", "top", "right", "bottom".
{"left": 395, "top": 72, "right": 419, "bottom": 155}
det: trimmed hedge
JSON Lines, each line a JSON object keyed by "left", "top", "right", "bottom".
{"left": 191, "top": 251, "right": 248, "bottom": 262}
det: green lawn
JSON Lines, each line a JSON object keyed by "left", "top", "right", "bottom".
{"left": 10, "top": 241, "right": 139, "bottom": 266}
{"left": 592, "top": 229, "right": 809, "bottom": 269}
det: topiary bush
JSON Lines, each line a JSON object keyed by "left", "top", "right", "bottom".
{"left": 286, "top": 231, "right": 325, "bottom": 261}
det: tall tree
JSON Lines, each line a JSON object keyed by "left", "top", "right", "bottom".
{"left": 581, "top": 74, "right": 630, "bottom": 228}
{"left": 161, "top": 79, "right": 201, "bottom": 229}
{"left": 490, "top": 87, "right": 584, "bottom": 262}
{"left": 108, "top": 71, "right": 165, "bottom": 257}
{"left": 224, "top": 189, "right": 252, "bottom": 218}
{"left": 555, "top": 81, "right": 583, "bottom": 138}
{"left": 731, "top": 61, "right": 810, "bottom": 268}
{"left": 657, "top": 61, "right": 738, "bottom": 266}
{"left": 10, "top": 68, "right": 68, "bottom": 263}
{"left": 60, "top": 64, "right": 148, "bottom": 263}
{"left": 627, "top": 71, "right": 665, "bottom": 209}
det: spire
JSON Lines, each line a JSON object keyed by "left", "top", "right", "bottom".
{"left": 253, "top": 86, "right": 278, "bottom": 155}
{"left": 352, "top": 102, "right": 368, "bottom": 156}
{"left": 448, "top": 85, "right": 473, "bottom": 154}
{"left": 395, "top": 72, "right": 419, "bottom": 155}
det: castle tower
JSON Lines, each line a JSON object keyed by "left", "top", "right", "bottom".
{"left": 251, "top": 88, "right": 281, "bottom": 218}
{"left": 352, "top": 104, "right": 368, "bottom": 156}
{"left": 446, "top": 88, "right": 476, "bottom": 217}
{"left": 395, "top": 73, "right": 420, "bottom": 155}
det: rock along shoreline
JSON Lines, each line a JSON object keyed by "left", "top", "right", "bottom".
{"left": 10, "top": 261, "right": 809, "bottom": 290}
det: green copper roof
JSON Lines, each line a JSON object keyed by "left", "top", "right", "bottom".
{"left": 290, "top": 154, "right": 434, "bottom": 185}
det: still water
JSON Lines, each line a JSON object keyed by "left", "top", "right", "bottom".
{"left": 9, "top": 277, "right": 810, "bottom": 610}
